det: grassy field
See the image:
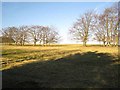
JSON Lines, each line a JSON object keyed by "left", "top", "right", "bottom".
{"left": 1, "top": 44, "right": 120, "bottom": 88}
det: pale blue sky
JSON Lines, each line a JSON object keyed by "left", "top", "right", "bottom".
{"left": 2, "top": 2, "right": 114, "bottom": 44}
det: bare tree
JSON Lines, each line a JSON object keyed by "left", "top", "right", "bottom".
{"left": 40, "top": 26, "right": 60, "bottom": 45}
{"left": 28, "top": 25, "right": 41, "bottom": 46}
{"left": 2, "top": 27, "right": 20, "bottom": 45}
{"left": 70, "top": 11, "right": 94, "bottom": 46}
{"left": 111, "top": 3, "right": 119, "bottom": 46}
{"left": 94, "top": 3, "right": 119, "bottom": 46}
{"left": 2, "top": 25, "right": 60, "bottom": 46}
{"left": 93, "top": 14, "right": 107, "bottom": 46}
{"left": 47, "top": 26, "right": 60, "bottom": 44}
{"left": 0, "top": 36, "right": 14, "bottom": 44}
{"left": 18, "top": 26, "right": 29, "bottom": 45}
{"left": 42, "top": 26, "right": 49, "bottom": 45}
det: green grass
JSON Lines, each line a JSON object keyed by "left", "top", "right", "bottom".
{"left": 1, "top": 44, "right": 120, "bottom": 88}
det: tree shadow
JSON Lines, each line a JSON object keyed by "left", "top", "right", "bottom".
{"left": 2, "top": 51, "right": 120, "bottom": 88}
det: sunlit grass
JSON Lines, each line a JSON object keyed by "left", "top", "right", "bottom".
{"left": 1, "top": 44, "right": 118, "bottom": 70}
{"left": 2, "top": 44, "right": 119, "bottom": 88}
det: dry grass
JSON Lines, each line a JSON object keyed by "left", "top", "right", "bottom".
{"left": 1, "top": 44, "right": 120, "bottom": 88}
{"left": 1, "top": 44, "right": 118, "bottom": 70}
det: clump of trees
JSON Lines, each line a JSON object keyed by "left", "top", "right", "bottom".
{"left": 69, "top": 3, "right": 119, "bottom": 46}
{"left": 1, "top": 25, "right": 60, "bottom": 46}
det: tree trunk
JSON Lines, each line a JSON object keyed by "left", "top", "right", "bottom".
{"left": 15, "top": 42, "right": 18, "bottom": 45}
{"left": 103, "top": 41, "right": 106, "bottom": 46}
{"left": 83, "top": 41, "right": 87, "bottom": 46}
{"left": 34, "top": 41, "right": 36, "bottom": 46}
{"left": 22, "top": 42, "right": 25, "bottom": 46}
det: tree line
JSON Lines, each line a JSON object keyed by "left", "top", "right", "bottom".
{"left": 69, "top": 3, "right": 119, "bottom": 46}
{"left": 1, "top": 3, "right": 119, "bottom": 46}
{"left": 1, "top": 25, "right": 60, "bottom": 46}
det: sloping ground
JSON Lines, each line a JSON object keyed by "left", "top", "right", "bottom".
{"left": 2, "top": 51, "right": 120, "bottom": 88}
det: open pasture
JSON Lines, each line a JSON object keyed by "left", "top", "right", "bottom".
{"left": 1, "top": 45, "right": 120, "bottom": 88}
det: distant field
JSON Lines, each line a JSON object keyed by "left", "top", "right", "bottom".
{"left": 1, "top": 44, "right": 120, "bottom": 88}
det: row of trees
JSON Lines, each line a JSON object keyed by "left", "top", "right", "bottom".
{"left": 1, "top": 3, "right": 119, "bottom": 46}
{"left": 69, "top": 3, "right": 119, "bottom": 46}
{"left": 1, "top": 25, "right": 60, "bottom": 45}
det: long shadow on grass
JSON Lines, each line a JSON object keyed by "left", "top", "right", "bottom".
{"left": 2, "top": 51, "right": 120, "bottom": 88}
